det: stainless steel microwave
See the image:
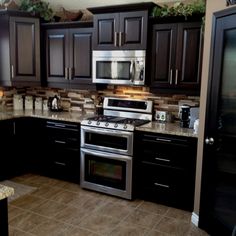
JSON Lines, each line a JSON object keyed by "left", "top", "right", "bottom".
{"left": 92, "top": 50, "right": 146, "bottom": 85}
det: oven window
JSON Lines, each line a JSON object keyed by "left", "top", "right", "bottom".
{"left": 85, "top": 154, "right": 126, "bottom": 190}
{"left": 85, "top": 132, "right": 128, "bottom": 150}
{"left": 96, "top": 61, "right": 131, "bottom": 80}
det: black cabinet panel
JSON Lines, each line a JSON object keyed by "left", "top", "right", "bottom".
{"left": 134, "top": 131, "right": 197, "bottom": 211}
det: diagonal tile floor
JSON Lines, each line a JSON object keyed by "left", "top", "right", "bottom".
{"left": 8, "top": 174, "right": 209, "bottom": 236}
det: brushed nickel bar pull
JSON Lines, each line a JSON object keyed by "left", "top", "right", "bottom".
{"left": 119, "top": 32, "right": 123, "bottom": 47}
{"left": 65, "top": 68, "right": 68, "bottom": 80}
{"left": 154, "top": 182, "right": 170, "bottom": 188}
{"left": 114, "top": 32, "right": 118, "bottom": 47}
{"left": 54, "top": 161, "right": 66, "bottom": 166}
{"left": 175, "top": 69, "right": 178, "bottom": 85}
{"left": 155, "top": 157, "right": 171, "bottom": 162}
{"left": 54, "top": 140, "right": 66, "bottom": 144}
{"left": 11, "top": 65, "right": 14, "bottom": 78}
{"left": 156, "top": 138, "right": 171, "bottom": 142}
{"left": 69, "top": 68, "right": 73, "bottom": 80}
{"left": 170, "top": 69, "right": 173, "bottom": 85}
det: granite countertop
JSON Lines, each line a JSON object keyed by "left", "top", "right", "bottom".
{"left": 0, "top": 109, "right": 198, "bottom": 138}
{"left": 0, "top": 184, "right": 14, "bottom": 201}
{"left": 136, "top": 121, "right": 198, "bottom": 138}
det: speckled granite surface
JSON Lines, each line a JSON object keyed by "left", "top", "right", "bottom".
{"left": 0, "top": 110, "right": 197, "bottom": 138}
{"left": 0, "top": 184, "right": 14, "bottom": 201}
{"left": 136, "top": 121, "right": 198, "bottom": 138}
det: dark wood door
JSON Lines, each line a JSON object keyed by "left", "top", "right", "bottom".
{"left": 10, "top": 17, "right": 40, "bottom": 85}
{"left": 176, "top": 22, "right": 202, "bottom": 89}
{"left": 199, "top": 7, "right": 236, "bottom": 236}
{"left": 93, "top": 13, "right": 119, "bottom": 50}
{"left": 69, "top": 28, "right": 92, "bottom": 85}
{"left": 151, "top": 23, "right": 177, "bottom": 87}
{"left": 119, "top": 11, "right": 147, "bottom": 49}
{"left": 46, "top": 29, "right": 69, "bottom": 87}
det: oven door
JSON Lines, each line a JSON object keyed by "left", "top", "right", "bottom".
{"left": 80, "top": 148, "right": 132, "bottom": 199}
{"left": 81, "top": 125, "right": 133, "bottom": 156}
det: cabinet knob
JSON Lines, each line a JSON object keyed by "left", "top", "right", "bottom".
{"left": 205, "top": 137, "right": 214, "bottom": 145}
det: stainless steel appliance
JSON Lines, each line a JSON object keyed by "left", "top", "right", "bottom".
{"left": 92, "top": 50, "right": 145, "bottom": 85}
{"left": 80, "top": 97, "right": 153, "bottom": 199}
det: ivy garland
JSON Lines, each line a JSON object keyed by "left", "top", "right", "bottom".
{"left": 152, "top": 0, "right": 205, "bottom": 20}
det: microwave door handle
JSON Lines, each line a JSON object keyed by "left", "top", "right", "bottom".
{"left": 130, "top": 60, "right": 135, "bottom": 81}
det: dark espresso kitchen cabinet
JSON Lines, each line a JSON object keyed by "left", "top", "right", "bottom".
{"left": 88, "top": 3, "right": 156, "bottom": 50}
{"left": 92, "top": 11, "right": 147, "bottom": 50}
{"left": 43, "top": 23, "right": 93, "bottom": 88}
{"left": 45, "top": 120, "right": 80, "bottom": 182}
{"left": 134, "top": 131, "right": 197, "bottom": 211}
{"left": 151, "top": 21, "right": 203, "bottom": 92}
{"left": 0, "top": 119, "right": 15, "bottom": 180}
{"left": 199, "top": 7, "right": 236, "bottom": 236}
{"left": 0, "top": 11, "right": 40, "bottom": 86}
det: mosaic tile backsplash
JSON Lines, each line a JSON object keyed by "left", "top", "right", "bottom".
{"left": 0, "top": 86, "right": 199, "bottom": 120}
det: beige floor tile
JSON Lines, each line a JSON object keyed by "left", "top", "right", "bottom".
{"left": 54, "top": 205, "right": 90, "bottom": 225}
{"left": 110, "top": 197, "right": 144, "bottom": 208}
{"left": 154, "top": 217, "right": 192, "bottom": 235}
{"left": 96, "top": 202, "right": 133, "bottom": 220}
{"left": 9, "top": 211, "right": 48, "bottom": 232}
{"left": 54, "top": 181, "right": 82, "bottom": 193}
{"left": 9, "top": 227, "right": 34, "bottom": 236}
{"left": 146, "top": 230, "right": 170, "bottom": 236}
{"left": 137, "top": 201, "right": 169, "bottom": 215}
{"left": 31, "top": 200, "right": 68, "bottom": 217}
{"left": 165, "top": 207, "right": 191, "bottom": 222}
{"left": 125, "top": 209, "right": 163, "bottom": 228}
{"left": 109, "top": 222, "right": 148, "bottom": 236}
{"left": 188, "top": 224, "right": 209, "bottom": 236}
{"left": 10, "top": 194, "right": 46, "bottom": 210}
{"left": 8, "top": 205, "right": 25, "bottom": 221}
{"left": 30, "top": 185, "right": 62, "bottom": 199}
{"left": 79, "top": 213, "right": 120, "bottom": 235}
{"left": 64, "top": 226, "right": 99, "bottom": 236}
{"left": 29, "top": 219, "right": 70, "bottom": 236}
{"left": 50, "top": 190, "right": 82, "bottom": 204}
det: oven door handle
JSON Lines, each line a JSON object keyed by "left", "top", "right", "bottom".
{"left": 81, "top": 126, "right": 132, "bottom": 136}
{"left": 81, "top": 148, "right": 132, "bottom": 161}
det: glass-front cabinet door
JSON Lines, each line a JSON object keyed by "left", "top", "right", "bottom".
{"left": 199, "top": 7, "right": 236, "bottom": 236}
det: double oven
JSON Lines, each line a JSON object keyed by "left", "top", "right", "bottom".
{"left": 80, "top": 97, "right": 153, "bottom": 199}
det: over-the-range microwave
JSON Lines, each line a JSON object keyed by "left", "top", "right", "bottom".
{"left": 92, "top": 50, "right": 146, "bottom": 85}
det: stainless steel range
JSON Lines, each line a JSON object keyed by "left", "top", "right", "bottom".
{"left": 80, "top": 97, "right": 153, "bottom": 199}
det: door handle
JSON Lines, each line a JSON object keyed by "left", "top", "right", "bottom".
{"left": 119, "top": 32, "right": 123, "bottom": 47}
{"left": 170, "top": 69, "right": 173, "bottom": 85}
{"left": 114, "top": 32, "right": 118, "bottom": 47}
{"left": 205, "top": 137, "right": 214, "bottom": 145}
{"left": 65, "top": 68, "right": 68, "bottom": 80}
{"left": 69, "top": 68, "right": 73, "bottom": 80}
{"left": 175, "top": 69, "right": 178, "bottom": 85}
{"left": 11, "top": 65, "right": 14, "bottom": 78}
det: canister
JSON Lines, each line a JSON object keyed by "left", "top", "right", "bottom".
{"left": 35, "top": 97, "right": 43, "bottom": 110}
{"left": 13, "top": 94, "right": 23, "bottom": 110}
{"left": 25, "top": 96, "right": 33, "bottom": 110}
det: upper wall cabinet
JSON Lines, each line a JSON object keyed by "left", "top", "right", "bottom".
{"left": 88, "top": 3, "right": 155, "bottom": 50}
{"left": 42, "top": 22, "right": 93, "bottom": 89}
{"left": 150, "top": 20, "right": 203, "bottom": 92}
{"left": 0, "top": 11, "right": 40, "bottom": 86}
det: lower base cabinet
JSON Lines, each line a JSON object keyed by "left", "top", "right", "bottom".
{"left": 45, "top": 120, "right": 80, "bottom": 183}
{"left": 134, "top": 131, "right": 197, "bottom": 211}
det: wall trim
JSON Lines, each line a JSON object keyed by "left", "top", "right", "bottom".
{"left": 191, "top": 212, "right": 199, "bottom": 226}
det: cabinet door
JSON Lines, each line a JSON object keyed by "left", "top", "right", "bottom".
{"left": 176, "top": 22, "right": 202, "bottom": 89}
{"left": 10, "top": 17, "right": 40, "bottom": 86}
{"left": 93, "top": 13, "right": 119, "bottom": 50}
{"left": 46, "top": 29, "right": 69, "bottom": 87}
{"left": 119, "top": 11, "right": 147, "bottom": 49}
{"left": 151, "top": 23, "right": 177, "bottom": 87}
{"left": 69, "top": 28, "right": 92, "bottom": 85}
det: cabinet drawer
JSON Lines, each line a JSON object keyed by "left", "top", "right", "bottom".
{"left": 137, "top": 133, "right": 195, "bottom": 168}
{"left": 140, "top": 162, "right": 187, "bottom": 192}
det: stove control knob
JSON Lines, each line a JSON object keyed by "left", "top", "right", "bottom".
{"left": 114, "top": 123, "right": 118, "bottom": 128}
{"left": 105, "top": 122, "right": 109, "bottom": 127}
{"left": 88, "top": 120, "right": 92, "bottom": 124}
{"left": 123, "top": 124, "right": 127, "bottom": 129}
{"left": 96, "top": 121, "right": 100, "bottom": 125}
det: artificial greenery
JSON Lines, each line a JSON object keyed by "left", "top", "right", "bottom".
{"left": 152, "top": 0, "right": 205, "bottom": 19}
{"left": 19, "top": 0, "right": 54, "bottom": 21}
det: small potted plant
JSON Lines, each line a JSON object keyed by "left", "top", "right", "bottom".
{"left": 19, "top": 0, "right": 54, "bottom": 22}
